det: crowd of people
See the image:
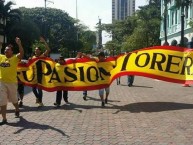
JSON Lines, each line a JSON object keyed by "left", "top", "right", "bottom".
{"left": 0, "top": 36, "right": 135, "bottom": 125}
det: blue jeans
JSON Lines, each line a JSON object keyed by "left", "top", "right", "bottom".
{"left": 83, "top": 91, "right": 87, "bottom": 96}
{"left": 32, "top": 87, "right": 43, "bottom": 103}
{"left": 127, "top": 76, "right": 134, "bottom": 86}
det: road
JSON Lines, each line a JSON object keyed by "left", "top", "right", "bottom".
{"left": 1, "top": 76, "right": 193, "bottom": 145}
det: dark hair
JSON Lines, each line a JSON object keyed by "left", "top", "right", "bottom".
{"left": 98, "top": 52, "right": 105, "bottom": 57}
{"left": 7, "top": 44, "right": 14, "bottom": 51}
{"left": 59, "top": 56, "right": 64, "bottom": 59}
{"left": 35, "top": 46, "right": 42, "bottom": 51}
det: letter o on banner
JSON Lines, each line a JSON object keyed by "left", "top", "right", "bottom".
{"left": 135, "top": 53, "right": 150, "bottom": 67}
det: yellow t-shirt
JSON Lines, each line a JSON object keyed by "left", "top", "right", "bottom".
{"left": 0, "top": 54, "right": 20, "bottom": 83}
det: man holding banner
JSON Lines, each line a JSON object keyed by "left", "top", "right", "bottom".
{"left": 79, "top": 51, "right": 110, "bottom": 107}
{"left": 31, "top": 36, "right": 50, "bottom": 107}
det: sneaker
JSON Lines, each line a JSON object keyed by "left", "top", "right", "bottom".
{"left": 54, "top": 102, "right": 60, "bottom": 107}
{"left": 19, "top": 101, "right": 23, "bottom": 108}
{"left": 38, "top": 102, "right": 44, "bottom": 107}
{"left": 101, "top": 101, "right": 105, "bottom": 107}
{"left": 15, "top": 110, "right": 20, "bottom": 118}
{"left": 64, "top": 98, "right": 69, "bottom": 103}
{"left": 36, "top": 98, "right": 40, "bottom": 104}
{"left": 0, "top": 119, "right": 7, "bottom": 125}
{"left": 105, "top": 98, "right": 108, "bottom": 104}
{"left": 83, "top": 95, "right": 87, "bottom": 101}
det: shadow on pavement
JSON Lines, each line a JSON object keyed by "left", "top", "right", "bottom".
{"left": 7, "top": 116, "right": 69, "bottom": 137}
{"left": 86, "top": 96, "right": 120, "bottom": 103}
{"left": 120, "top": 84, "right": 153, "bottom": 88}
{"left": 112, "top": 102, "right": 193, "bottom": 113}
{"left": 7, "top": 105, "right": 54, "bottom": 113}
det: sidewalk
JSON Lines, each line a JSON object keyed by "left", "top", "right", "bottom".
{"left": 1, "top": 76, "right": 193, "bottom": 145}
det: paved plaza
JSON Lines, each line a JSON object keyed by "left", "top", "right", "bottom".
{"left": 1, "top": 76, "right": 193, "bottom": 145}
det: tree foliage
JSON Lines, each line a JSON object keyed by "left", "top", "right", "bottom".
{"left": 0, "top": 0, "right": 21, "bottom": 49}
{"left": 103, "top": 2, "right": 161, "bottom": 54}
{"left": 8, "top": 18, "right": 40, "bottom": 56}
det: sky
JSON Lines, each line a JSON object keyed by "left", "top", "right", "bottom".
{"left": 6, "top": 0, "right": 147, "bottom": 44}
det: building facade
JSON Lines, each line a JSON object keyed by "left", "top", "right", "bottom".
{"left": 112, "top": 0, "right": 135, "bottom": 21}
{"left": 160, "top": 0, "right": 193, "bottom": 47}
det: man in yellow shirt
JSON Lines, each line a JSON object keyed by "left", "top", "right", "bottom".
{"left": 0, "top": 37, "right": 24, "bottom": 125}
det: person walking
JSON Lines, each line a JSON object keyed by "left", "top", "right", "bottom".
{"left": 127, "top": 75, "right": 134, "bottom": 87}
{"left": 31, "top": 37, "right": 50, "bottom": 107}
{"left": 17, "top": 81, "right": 24, "bottom": 107}
{"left": 78, "top": 52, "right": 111, "bottom": 107}
{"left": 83, "top": 90, "right": 87, "bottom": 100}
{"left": 54, "top": 90, "right": 68, "bottom": 107}
{"left": 17, "top": 58, "right": 28, "bottom": 107}
{"left": 76, "top": 52, "right": 89, "bottom": 101}
{"left": 0, "top": 37, "right": 24, "bottom": 125}
{"left": 53, "top": 56, "right": 69, "bottom": 107}
{"left": 116, "top": 77, "right": 121, "bottom": 85}
{"left": 97, "top": 52, "right": 110, "bottom": 107}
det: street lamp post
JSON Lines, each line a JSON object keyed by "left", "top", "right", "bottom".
{"left": 76, "top": 0, "right": 78, "bottom": 20}
{"left": 44, "top": 0, "right": 53, "bottom": 41}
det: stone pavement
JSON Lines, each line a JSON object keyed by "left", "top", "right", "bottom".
{"left": 1, "top": 76, "right": 193, "bottom": 145}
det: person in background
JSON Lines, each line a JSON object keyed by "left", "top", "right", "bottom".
{"left": 17, "top": 59, "right": 28, "bottom": 108}
{"left": 127, "top": 75, "right": 134, "bottom": 87}
{"left": 31, "top": 37, "right": 50, "bottom": 107}
{"left": 53, "top": 56, "right": 68, "bottom": 107}
{"left": 0, "top": 37, "right": 24, "bottom": 125}
{"left": 17, "top": 81, "right": 24, "bottom": 107}
{"left": 116, "top": 77, "right": 121, "bottom": 85}
{"left": 83, "top": 91, "right": 87, "bottom": 100}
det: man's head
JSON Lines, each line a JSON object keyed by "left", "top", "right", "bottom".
{"left": 4, "top": 44, "right": 14, "bottom": 58}
{"left": 34, "top": 47, "right": 42, "bottom": 56}
{"left": 58, "top": 56, "right": 65, "bottom": 64}
{"left": 98, "top": 51, "right": 105, "bottom": 61}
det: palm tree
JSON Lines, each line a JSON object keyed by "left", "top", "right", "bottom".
{"left": 0, "top": 1, "right": 21, "bottom": 46}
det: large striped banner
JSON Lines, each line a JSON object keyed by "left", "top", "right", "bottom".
{"left": 17, "top": 46, "right": 193, "bottom": 91}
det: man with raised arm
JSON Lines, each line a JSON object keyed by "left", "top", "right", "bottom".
{"left": 0, "top": 37, "right": 24, "bottom": 125}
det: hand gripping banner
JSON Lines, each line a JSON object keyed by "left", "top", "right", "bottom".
{"left": 17, "top": 46, "right": 193, "bottom": 91}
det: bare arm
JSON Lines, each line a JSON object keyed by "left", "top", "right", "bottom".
{"left": 16, "top": 37, "right": 24, "bottom": 59}
{"left": 40, "top": 37, "right": 50, "bottom": 57}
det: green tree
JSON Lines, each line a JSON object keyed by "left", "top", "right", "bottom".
{"left": 19, "top": 7, "right": 77, "bottom": 53}
{"left": 79, "top": 30, "right": 96, "bottom": 54}
{"left": 190, "top": 20, "right": 193, "bottom": 28}
{"left": 124, "top": 3, "right": 161, "bottom": 51}
{"left": 8, "top": 18, "right": 40, "bottom": 56}
{"left": 0, "top": 1, "right": 21, "bottom": 47}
